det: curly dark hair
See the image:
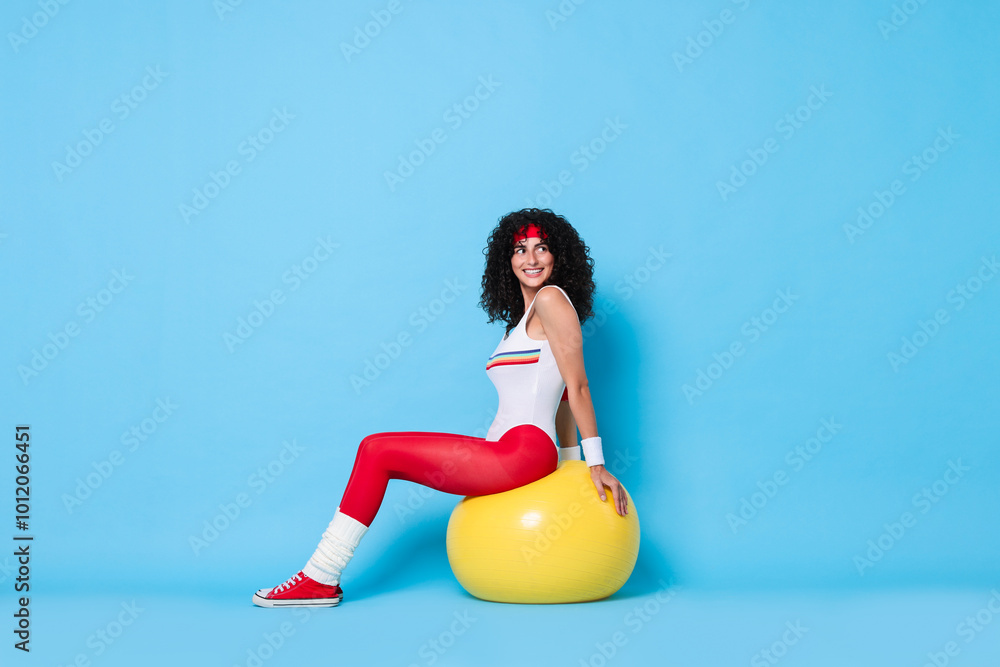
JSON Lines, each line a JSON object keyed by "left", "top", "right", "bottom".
{"left": 479, "top": 208, "right": 595, "bottom": 335}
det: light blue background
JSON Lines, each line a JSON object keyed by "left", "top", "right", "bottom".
{"left": 1, "top": 1, "right": 998, "bottom": 665}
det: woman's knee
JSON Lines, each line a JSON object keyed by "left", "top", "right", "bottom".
{"left": 357, "top": 433, "right": 391, "bottom": 463}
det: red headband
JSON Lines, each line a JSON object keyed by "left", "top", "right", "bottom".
{"left": 512, "top": 223, "right": 548, "bottom": 246}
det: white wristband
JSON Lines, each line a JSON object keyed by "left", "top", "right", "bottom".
{"left": 558, "top": 445, "right": 582, "bottom": 462}
{"left": 581, "top": 436, "right": 604, "bottom": 467}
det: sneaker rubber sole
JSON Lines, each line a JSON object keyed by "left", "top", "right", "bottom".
{"left": 252, "top": 590, "right": 343, "bottom": 608}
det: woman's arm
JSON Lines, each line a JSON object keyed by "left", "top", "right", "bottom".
{"left": 532, "top": 288, "right": 597, "bottom": 440}
{"left": 533, "top": 286, "right": 628, "bottom": 516}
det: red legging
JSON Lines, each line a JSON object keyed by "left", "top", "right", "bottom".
{"left": 338, "top": 423, "right": 558, "bottom": 527}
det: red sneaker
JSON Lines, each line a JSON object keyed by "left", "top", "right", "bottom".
{"left": 252, "top": 571, "right": 343, "bottom": 608}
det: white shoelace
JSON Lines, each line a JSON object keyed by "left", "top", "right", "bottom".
{"left": 274, "top": 572, "right": 303, "bottom": 593}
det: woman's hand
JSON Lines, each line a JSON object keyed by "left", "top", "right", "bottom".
{"left": 589, "top": 464, "right": 628, "bottom": 517}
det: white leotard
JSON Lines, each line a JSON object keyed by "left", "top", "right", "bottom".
{"left": 485, "top": 285, "right": 577, "bottom": 446}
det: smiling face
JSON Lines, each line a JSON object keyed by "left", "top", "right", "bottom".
{"left": 511, "top": 236, "right": 554, "bottom": 293}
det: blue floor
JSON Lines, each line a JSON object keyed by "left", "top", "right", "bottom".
{"left": 24, "top": 580, "right": 1000, "bottom": 666}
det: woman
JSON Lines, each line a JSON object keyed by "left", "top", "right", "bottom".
{"left": 252, "top": 208, "right": 628, "bottom": 608}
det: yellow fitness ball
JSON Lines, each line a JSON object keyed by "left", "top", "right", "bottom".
{"left": 446, "top": 460, "right": 640, "bottom": 604}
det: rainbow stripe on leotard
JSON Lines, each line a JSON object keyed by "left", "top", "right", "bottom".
{"left": 486, "top": 348, "right": 541, "bottom": 370}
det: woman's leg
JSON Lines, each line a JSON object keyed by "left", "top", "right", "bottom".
{"left": 254, "top": 424, "right": 556, "bottom": 606}
{"left": 301, "top": 424, "right": 556, "bottom": 586}
{"left": 339, "top": 423, "right": 558, "bottom": 526}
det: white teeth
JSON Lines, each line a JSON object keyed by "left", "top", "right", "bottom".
{"left": 525, "top": 269, "right": 542, "bottom": 274}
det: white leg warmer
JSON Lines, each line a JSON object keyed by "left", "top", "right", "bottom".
{"left": 302, "top": 507, "right": 369, "bottom": 586}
